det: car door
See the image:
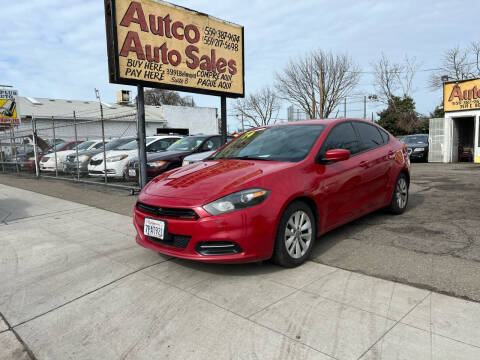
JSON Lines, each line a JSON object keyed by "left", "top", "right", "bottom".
{"left": 315, "top": 122, "right": 365, "bottom": 230}
{"left": 352, "top": 121, "right": 392, "bottom": 211}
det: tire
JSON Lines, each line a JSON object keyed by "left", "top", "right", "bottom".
{"left": 272, "top": 201, "right": 316, "bottom": 267}
{"left": 388, "top": 173, "right": 409, "bottom": 214}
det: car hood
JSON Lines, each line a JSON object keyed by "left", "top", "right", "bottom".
{"left": 184, "top": 151, "right": 215, "bottom": 162}
{"left": 406, "top": 142, "right": 428, "bottom": 148}
{"left": 143, "top": 159, "right": 294, "bottom": 201}
{"left": 91, "top": 149, "right": 136, "bottom": 160}
{"left": 145, "top": 150, "right": 191, "bottom": 162}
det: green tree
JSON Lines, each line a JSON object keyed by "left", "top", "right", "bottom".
{"left": 377, "top": 96, "right": 426, "bottom": 136}
{"left": 430, "top": 104, "right": 445, "bottom": 118}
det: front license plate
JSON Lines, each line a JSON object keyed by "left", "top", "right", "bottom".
{"left": 128, "top": 169, "right": 136, "bottom": 177}
{"left": 144, "top": 218, "right": 166, "bottom": 240}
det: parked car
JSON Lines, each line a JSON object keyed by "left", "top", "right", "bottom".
{"left": 64, "top": 137, "right": 135, "bottom": 176}
{"left": 39, "top": 141, "right": 83, "bottom": 172}
{"left": 127, "top": 135, "right": 230, "bottom": 180}
{"left": 399, "top": 134, "right": 428, "bottom": 162}
{"left": 181, "top": 136, "right": 235, "bottom": 166}
{"left": 88, "top": 135, "right": 182, "bottom": 179}
{"left": 134, "top": 119, "right": 410, "bottom": 267}
{"left": 40, "top": 140, "right": 105, "bottom": 172}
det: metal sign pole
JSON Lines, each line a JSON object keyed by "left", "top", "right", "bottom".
{"left": 73, "top": 111, "right": 80, "bottom": 180}
{"left": 31, "top": 116, "right": 39, "bottom": 178}
{"left": 137, "top": 85, "right": 147, "bottom": 189}
{"left": 52, "top": 116, "right": 58, "bottom": 178}
{"left": 11, "top": 126, "right": 19, "bottom": 173}
{"left": 100, "top": 103, "right": 108, "bottom": 184}
{"left": 221, "top": 96, "right": 227, "bottom": 144}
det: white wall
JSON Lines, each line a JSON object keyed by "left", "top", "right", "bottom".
{"left": 162, "top": 106, "right": 218, "bottom": 135}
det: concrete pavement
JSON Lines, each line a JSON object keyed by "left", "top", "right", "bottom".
{"left": 1, "top": 183, "right": 480, "bottom": 359}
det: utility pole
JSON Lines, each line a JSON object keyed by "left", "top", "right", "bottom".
{"left": 363, "top": 96, "right": 367, "bottom": 119}
{"left": 344, "top": 98, "right": 347, "bottom": 118}
{"left": 220, "top": 96, "right": 227, "bottom": 144}
{"left": 241, "top": 113, "right": 244, "bottom": 132}
{"left": 319, "top": 67, "right": 323, "bottom": 118}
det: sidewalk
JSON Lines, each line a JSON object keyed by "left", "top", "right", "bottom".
{"left": 1, "top": 183, "right": 479, "bottom": 360}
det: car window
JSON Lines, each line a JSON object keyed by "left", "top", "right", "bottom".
{"left": 65, "top": 142, "right": 79, "bottom": 150}
{"left": 167, "top": 137, "right": 207, "bottom": 151}
{"left": 204, "top": 136, "right": 222, "bottom": 150}
{"left": 93, "top": 142, "right": 105, "bottom": 149}
{"left": 105, "top": 138, "right": 135, "bottom": 150}
{"left": 353, "top": 122, "right": 384, "bottom": 151}
{"left": 149, "top": 139, "right": 175, "bottom": 152}
{"left": 379, "top": 129, "right": 390, "bottom": 144}
{"left": 321, "top": 122, "right": 361, "bottom": 156}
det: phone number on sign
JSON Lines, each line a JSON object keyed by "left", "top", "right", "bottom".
{"left": 203, "top": 36, "right": 239, "bottom": 51}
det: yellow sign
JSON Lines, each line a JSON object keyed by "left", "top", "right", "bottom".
{"left": 0, "top": 89, "right": 20, "bottom": 125}
{"left": 105, "top": 0, "right": 244, "bottom": 97}
{"left": 444, "top": 78, "right": 480, "bottom": 112}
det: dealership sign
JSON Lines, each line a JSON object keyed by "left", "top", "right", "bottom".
{"left": 104, "top": 0, "right": 244, "bottom": 98}
{"left": 444, "top": 78, "right": 480, "bottom": 112}
{"left": 0, "top": 89, "right": 20, "bottom": 124}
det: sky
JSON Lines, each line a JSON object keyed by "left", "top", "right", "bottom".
{"left": 2, "top": 0, "right": 479, "bottom": 131}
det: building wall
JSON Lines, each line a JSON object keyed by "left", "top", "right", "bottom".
{"left": 162, "top": 105, "right": 218, "bottom": 134}
{"left": 443, "top": 110, "right": 480, "bottom": 163}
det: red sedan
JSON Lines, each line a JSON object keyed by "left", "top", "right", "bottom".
{"left": 134, "top": 119, "right": 410, "bottom": 267}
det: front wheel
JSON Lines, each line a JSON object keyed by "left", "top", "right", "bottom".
{"left": 388, "top": 173, "right": 409, "bottom": 214}
{"left": 272, "top": 201, "right": 316, "bottom": 267}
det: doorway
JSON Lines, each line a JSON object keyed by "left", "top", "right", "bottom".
{"left": 452, "top": 117, "right": 475, "bottom": 162}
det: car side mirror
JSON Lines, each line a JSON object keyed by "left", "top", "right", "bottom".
{"left": 324, "top": 149, "right": 350, "bottom": 162}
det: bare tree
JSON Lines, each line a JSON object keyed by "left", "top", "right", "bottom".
{"left": 372, "top": 53, "right": 418, "bottom": 106}
{"left": 233, "top": 87, "right": 281, "bottom": 128}
{"left": 144, "top": 89, "right": 195, "bottom": 107}
{"left": 429, "top": 43, "right": 480, "bottom": 89}
{"left": 275, "top": 50, "right": 361, "bottom": 119}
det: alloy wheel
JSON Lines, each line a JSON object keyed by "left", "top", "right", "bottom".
{"left": 284, "top": 210, "right": 312, "bottom": 259}
{"left": 396, "top": 177, "right": 408, "bottom": 209}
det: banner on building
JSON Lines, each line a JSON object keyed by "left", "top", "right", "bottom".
{"left": 0, "top": 89, "right": 20, "bottom": 124}
{"left": 104, "top": 0, "right": 244, "bottom": 98}
{"left": 444, "top": 78, "right": 480, "bottom": 112}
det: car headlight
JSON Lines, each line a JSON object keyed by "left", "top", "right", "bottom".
{"left": 203, "top": 188, "right": 270, "bottom": 215}
{"left": 148, "top": 160, "right": 167, "bottom": 168}
{"left": 76, "top": 155, "right": 89, "bottom": 162}
{"left": 107, "top": 154, "right": 128, "bottom": 162}
{"left": 413, "top": 148, "right": 425, "bottom": 152}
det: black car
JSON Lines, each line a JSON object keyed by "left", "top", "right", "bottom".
{"left": 127, "top": 134, "right": 233, "bottom": 180}
{"left": 399, "top": 134, "right": 429, "bottom": 162}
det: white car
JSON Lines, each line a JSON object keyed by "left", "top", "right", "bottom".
{"left": 88, "top": 135, "right": 182, "bottom": 179}
{"left": 40, "top": 140, "right": 106, "bottom": 172}
{"left": 182, "top": 150, "right": 215, "bottom": 166}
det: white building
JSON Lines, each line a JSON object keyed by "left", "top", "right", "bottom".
{"left": 429, "top": 79, "right": 480, "bottom": 164}
{"left": 8, "top": 91, "right": 218, "bottom": 142}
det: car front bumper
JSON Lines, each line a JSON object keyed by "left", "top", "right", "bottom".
{"left": 133, "top": 198, "right": 278, "bottom": 264}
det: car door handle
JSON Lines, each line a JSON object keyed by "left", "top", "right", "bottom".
{"left": 359, "top": 160, "right": 369, "bottom": 168}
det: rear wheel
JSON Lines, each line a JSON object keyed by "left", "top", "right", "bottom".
{"left": 388, "top": 173, "right": 409, "bottom": 214}
{"left": 273, "top": 201, "right": 316, "bottom": 267}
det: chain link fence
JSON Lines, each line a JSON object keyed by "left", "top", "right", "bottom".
{"left": 0, "top": 112, "right": 141, "bottom": 191}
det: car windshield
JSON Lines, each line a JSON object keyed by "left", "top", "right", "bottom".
{"left": 167, "top": 137, "right": 206, "bottom": 151}
{"left": 403, "top": 135, "right": 428, "bottom": 144}
{"left": 105, "top": 138, "right": 134, "bottom": 150}
{"left": 211, "top": 125, "right": 326, "bottom": 162}
{"left": 116, "top": 137, "right": 157, "bottom": 150}
{"left": 77, "top": 141, "right": 95, "bottom": 150}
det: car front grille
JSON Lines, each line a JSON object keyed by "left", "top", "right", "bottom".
{"left": 90, "top": 159, "right": 103, "bottom": 166}
{"left": 147, "top": 234, "right": 191, "bottom": 248}
{"left": 66, "top": 155, "right": 75, "bottom": 162}
{"left": 137, "top": 202, "right": 198, "bottom": 219}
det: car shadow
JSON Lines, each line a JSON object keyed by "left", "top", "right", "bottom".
{"left": 0, "top": 198, "right": 32, "bottom": 223}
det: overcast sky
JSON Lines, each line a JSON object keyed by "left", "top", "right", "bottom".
{"left": 2, "top": 0, "right": 479, "bottom": 130}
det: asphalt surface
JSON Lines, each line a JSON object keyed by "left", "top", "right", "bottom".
{"left": 1, "top": 163, "right": 479, "bottom": 302}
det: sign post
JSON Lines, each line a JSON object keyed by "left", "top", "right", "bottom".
{"left": 137, "top": 85, "right": 148, "bottom": 189}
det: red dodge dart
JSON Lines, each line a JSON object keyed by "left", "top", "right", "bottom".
{"left": 134, "top": 119, "right": 410, "bottom": 267}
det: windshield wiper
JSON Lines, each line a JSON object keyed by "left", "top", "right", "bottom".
{"left": 223, "top": 155, "right": 274, "bottom": 161}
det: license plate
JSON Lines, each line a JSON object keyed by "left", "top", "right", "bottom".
{"left": 144, "top": 218, "right": 165, "bottom": 240}
{"left": 128, "top": 169, "right": 136, "bottom": 177}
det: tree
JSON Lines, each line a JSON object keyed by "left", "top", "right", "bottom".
{"left": 144, "top": 89, "right": 195, "bottom": 106}
{"left": 430, "top": 105, "right": 445, "bottom": 118}
{"left": 429, "top": 43, "right": 480, "bottom": 89}
{"left": 372, "top": 53, "right": 418, "bottom": 106}
{"left": 275, "top": 50, "right": 361, "bottom": 119}
{"left": 233, "top": 87, "right": 281, "bottom": 128}
{"left": 377, "top": 96, "right": 426, "bottom": 136}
